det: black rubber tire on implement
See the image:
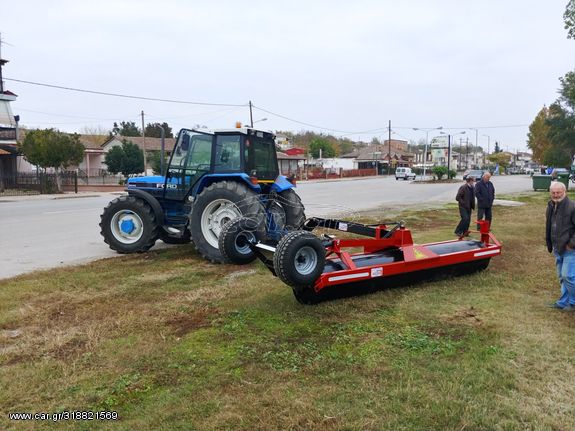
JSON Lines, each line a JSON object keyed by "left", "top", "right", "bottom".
{"left": 218, "top": 217, "right": 261, "bottom": 264}
{"left": 159, "top": 228, "right": 191, "bottom": 244}
{"left": 273, "top": 231, "right": 325, "bottom": 303}
{"left": 190, "top": 181, "right": 265, "bottom": 263}
{"left": 100, "top": 196, "right": 158, "bottom": 253}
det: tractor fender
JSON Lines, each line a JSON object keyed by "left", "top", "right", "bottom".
{"left": 194, "top": 173, "right": 261, "bottom": 196}
{"left": 127, "top": 188, "right": 165, "bottom": 226}
{"left": 271, "top": 175, "right": 296, "bottom": 193}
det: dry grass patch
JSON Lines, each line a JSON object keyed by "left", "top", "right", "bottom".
{"left": 4, "top": 191, "right": 575, "bottom": 430}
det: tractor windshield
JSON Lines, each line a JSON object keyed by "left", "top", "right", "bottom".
{"left": 244, "top": 136, "right": 278, "bottom": 181}
{"left": 165, "top": 130, "right": 213, "bottom": 200}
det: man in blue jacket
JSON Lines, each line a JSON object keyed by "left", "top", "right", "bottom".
{"left": 475, "top": 172, "right": 495, "bottom": 230}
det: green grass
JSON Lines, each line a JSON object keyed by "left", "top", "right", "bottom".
{"left": 2, "top": 190, "right": 575, "bottom": 430}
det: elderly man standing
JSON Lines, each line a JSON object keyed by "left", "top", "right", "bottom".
{"left": 475, "top": 172, "right": 495, "bottom": 230}
{"left": 546, "top": 181, "right": 575, "bottom": 310}
{"left": 455, "top": 176, "right": 475, "bottom": 238}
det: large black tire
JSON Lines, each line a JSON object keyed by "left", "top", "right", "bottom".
{"left": 159, "top": 228, "right": 191, "bottom": 245}
{"left": 273, "top": 230, "right": 325, "bottom": 290}
{"left": 100, "top": 196, "right": 158, "bottom": 253}
{"left": 266, "top": 189, "right": 306, "bottom": 237}
{"left": 218, "top": 217, "right": 261, "bottom": 264}
{"left": 190, "top": 181, "right": 265, "bottom": 263}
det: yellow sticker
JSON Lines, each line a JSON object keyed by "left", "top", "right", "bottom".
{"left": 413, "top": 249, "right": 427, "bottom": 260}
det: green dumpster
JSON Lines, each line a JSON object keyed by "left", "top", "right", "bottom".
{"left": 532, "top": 174, "right": 552, "bottom": 191}
{"left": 557, "top": 173, "right": 570, "bottom": 190}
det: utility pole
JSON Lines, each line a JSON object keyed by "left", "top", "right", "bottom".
{"left": 388, "top": 120, "right": 392, "bottom": 175}
{"left": 447, "top": 134, "right": 452, "bottom": 175}
{"left": 249, "top": 101, "right": 253, "bottom": 127}
{"left": 474, "top": 128, "right": 478, "bottom": 168}
{"left": 466, "top": 137, "right": 469, "bottom": 170}
{"left": 141, "top": 110, "right": 147, "bottom": 174}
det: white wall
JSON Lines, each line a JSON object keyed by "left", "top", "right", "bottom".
{"left": 317, "top": 158, "right": 354, "bottom": 170}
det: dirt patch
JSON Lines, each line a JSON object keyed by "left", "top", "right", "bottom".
{"left": 49, "top": 337, "right": 88, "bottom": 360}
{"left": 445, "top": 306, "right": 483, "bottom": 327}
{"left": 165, "top": 309, "right": 217, "bottom": 337}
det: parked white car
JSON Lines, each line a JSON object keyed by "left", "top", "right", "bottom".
{"left": 395, "top": 167, "right": 416, "bottom": 180}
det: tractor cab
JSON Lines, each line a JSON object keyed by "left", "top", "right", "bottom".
{"left": 162, "top": 128, "right": 280, "bottom": 201}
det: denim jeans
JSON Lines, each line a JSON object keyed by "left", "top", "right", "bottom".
{"left": 553, "top": 249, "right": 575, "bottom": 307}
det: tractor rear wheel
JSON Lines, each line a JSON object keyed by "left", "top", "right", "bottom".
{"left": 100, "top": 196, "right": 158, "bottom": 253}
{"left": 190, "top": 181, "right": 265, "bottom": 263}
{"left": 267, "top": 189, "right": 306, "bottom": 234}
{"left": 273, "top": 231, "right": 325, "bottom": 295}
{"left": 218, "top": 217, "right": 261, "bottom": 264}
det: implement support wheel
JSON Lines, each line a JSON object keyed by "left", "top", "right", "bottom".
{"left": 273, "top": 231, "right": 325, "bottom": 302}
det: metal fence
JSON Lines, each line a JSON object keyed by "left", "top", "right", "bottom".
{"left": 0, "top": 172, "right": 78, "bottom": 196}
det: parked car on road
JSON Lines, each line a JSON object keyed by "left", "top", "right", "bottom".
{"left": 462, "top": 169, "right": 485, "bottom": 181}
{"left": 395, "top": 167, "right": 416, "bottom": 180}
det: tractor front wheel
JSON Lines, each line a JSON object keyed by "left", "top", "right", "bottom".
{"left": 190, "top": 181, "right": 265, "bottom": 263}
{"left": 100, "top": 196, "right": 158, "bottom": 253}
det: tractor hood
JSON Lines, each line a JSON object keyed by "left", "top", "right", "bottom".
{"left": 127, "top": 176, "right": 166, "bottom": 189}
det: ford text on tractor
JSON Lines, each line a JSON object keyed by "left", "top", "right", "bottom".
{"left": 100, "top": 128, "right": 305, "bottom": 263}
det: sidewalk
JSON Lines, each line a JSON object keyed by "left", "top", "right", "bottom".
{"left": 0, "top": 190, "right": 125, "bottom": 202}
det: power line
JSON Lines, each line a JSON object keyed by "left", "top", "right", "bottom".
{"left": 5, "top": 77, "right": 247, "bottom": 107}
{"left": 253, "top": 104, "right": 357, "bottom": 134}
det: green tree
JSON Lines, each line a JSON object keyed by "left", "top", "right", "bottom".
{"left": 543, "top": 144, "right": 572, "bottom": 168}
{"left": 145, "top": 122, "right": 173, "bottom": 138}
{"left": 487, "top": 152, "right": 511, "bottom": 169}
{"left": 19, "top": 129, "right": 85, "bottom": 192}
{"left": 104, "top": 139, "right": 144, "bottom": 177}
{"left": 527, "top": 106, "right": 552, "bottom": 163}
{"left": 565, "top": 0, "right": 575, "bottom": 39}
{"left": 432, "top": 166, "right": 448, "bottom": 180}
{"left": 149, "top": 150, "right": 169, "bottom": 175}
{"left": 545, "top": 103, "right": 575, "bottom": 162}
{"left": 559, "top": 70, "right": 575, "bottom": 110}
{"left": 309, "top": 138, "right": 336, "bottom": 158}
{"left": 112, "top": 121, "right": 141, "bottom": 137}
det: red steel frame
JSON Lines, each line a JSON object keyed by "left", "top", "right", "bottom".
{"left": 313, "top": 220, "right": 501, "bottom": 293}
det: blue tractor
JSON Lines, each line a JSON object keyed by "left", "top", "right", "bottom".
{"left": 100, "top": 127, "right": 305, "bottom": 263}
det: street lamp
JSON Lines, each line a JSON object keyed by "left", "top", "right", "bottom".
{"left": 413, "top": 126, "right": 443, "bottom": 179}
{"left": 250, "top": 117, "right": 267, "bottom": 127}
{"left": 468, "top": 128, "right": 479, "bottom": 168}
{"left": 440, "top": 131, "right": 466, "bottom": 176}
{"left": 482, "top": 134, "right": 491, "bottom": 156}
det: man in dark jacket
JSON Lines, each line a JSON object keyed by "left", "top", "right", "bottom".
{"left": 475, "top": 172, "right": 495, "bottom": 230}
{"left": 455, "top": 176, "right": 475, "bottom": 238}
{"left": 546, "top": 181, "right": 575, "bottom": 310}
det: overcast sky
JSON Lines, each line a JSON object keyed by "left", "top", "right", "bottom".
{"left": 2, "top": 0, "right": 574, "bottom": 152}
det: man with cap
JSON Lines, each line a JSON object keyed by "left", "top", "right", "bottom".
{"left": 455, "top": 176, "right": 476, "bottom": 238}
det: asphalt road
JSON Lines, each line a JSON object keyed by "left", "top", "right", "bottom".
{"left": 0, "top": 175, "right": 535, "bottom": 280}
